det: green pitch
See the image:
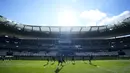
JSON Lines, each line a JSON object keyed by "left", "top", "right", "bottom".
{"left": 0, "top": 60, "right": 130, "bottom": 73}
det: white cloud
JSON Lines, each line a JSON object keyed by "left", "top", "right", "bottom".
{"left": 57, "top": 9, "right": 80, "bottom": 26}
{"left": 99, "top": 11, "right": 130, "bottom": 26}
{"left": 80, "top": 9, "right": 130, "bottom": 26}
{"left": 80, "top": 9, "right": 107, "bottom": 26}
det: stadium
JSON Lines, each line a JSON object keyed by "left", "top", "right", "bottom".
{"left": 1, "top": 1, "right": 130, "bottom": 73}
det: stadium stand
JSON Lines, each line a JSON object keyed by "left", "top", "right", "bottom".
{"left": 0, "top": 15, "right": 130, "bottom": 60}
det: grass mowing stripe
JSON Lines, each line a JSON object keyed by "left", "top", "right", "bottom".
{"left": 122, "top": 66, "right": 130, "bottom": 73}
{"left": 0, "top": 60, "right": 130, "bottom": 73}
{"left": 97, "top": 65, "right": 117, "bottom": 73}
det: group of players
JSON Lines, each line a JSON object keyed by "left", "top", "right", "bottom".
{"left": 44, "top": 55, "right": 93, "bottom": 66}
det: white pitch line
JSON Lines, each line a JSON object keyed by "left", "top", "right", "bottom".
{"left": 122, "top": 66, "right": 130, "bottom": 73}
{"left": 97, "top": 65, "right": 117, "bottom": 73}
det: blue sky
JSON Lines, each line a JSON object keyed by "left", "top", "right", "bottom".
{"left": 0, "top": 0, "right": 130, "bottom": 26}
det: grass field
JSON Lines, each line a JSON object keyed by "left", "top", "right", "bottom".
{"left": 0, "top": 60, "right": 130, "bottom": 73}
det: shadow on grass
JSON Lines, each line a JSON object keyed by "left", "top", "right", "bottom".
{"left": 43, "top": 62, "right": 49, "bottom": 66}
{"left": 55, "top": 65, "right": 64, "bottom": 73}
{"left": 72, "top": 62, "right": 75, "bottom": 65}
{"left": 90, "top": 63, "right": 97, "bottom": 67}
{"left": 83, "top": 61, "right": 88, "bottom": 64}
{"left": 51, "top": 62, "right": 55, "bottom": 65}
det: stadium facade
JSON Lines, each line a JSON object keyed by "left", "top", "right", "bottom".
{"left": 0, "top": 15, "right": 130, "bottom": 60}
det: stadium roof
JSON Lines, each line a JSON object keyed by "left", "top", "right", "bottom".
{"left": 0, "top": 15, "right": 130, "bottom": 39}
{"left": 0, "top": 15, "right": 108, "bottom": 33}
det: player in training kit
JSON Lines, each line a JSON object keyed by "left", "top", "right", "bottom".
{"left": 62, "top": 55, "right": 66, "bottom": 63}
{"left": 44, "top": 57, "right": 50, "bottom": 66}
{"left": 72, "top": 56, "right": 75, "bottom": 63}
{"left": 58, "top": 56, "right": 63, "bottom": 66}
{"left": 47, "top": 57, "right": 50, "bottom": 63}
{"left": 82, "top": 56, "right": 85, "bottom": 61}
{"left": 52, "top": 56, "right": 56, "bottom": 62}
{"left": 89, "top": 55, "right": 93, "bottom": 64}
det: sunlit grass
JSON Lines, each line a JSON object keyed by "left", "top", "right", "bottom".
{"left": 0, "top": 60, "right": 130, "bottom": 73}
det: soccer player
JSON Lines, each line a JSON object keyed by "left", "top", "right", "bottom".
{"left": 89, "top": 55, "right": 93, "bottom": 64}
{"left": 52, "top": 56, "right": 56, "bottom": 62}
{"left": 58, "top": 56, "right": 63, "bottom": 66}
{"left": 82, "top": 56, "right": 85, "bottom": 61}
{"left": 118, "top": 50, "right": 126, "bottom": 59}
{"left": 2, "top": 56, "right": 5, "bottom": 61}
{"left": 62, "top": 55, "right": 66, "bottom": 64}
{"left": 71, "top": 56, "right": 75, "bottom": 63}
{"left": 44, "top": 56, "right": 50, "bottom": 66}
{"left": 47, "top": 57, "right": 50, "bottom": 63}
{"left": 46, "top": 57, "right": 50, "bottom": 64}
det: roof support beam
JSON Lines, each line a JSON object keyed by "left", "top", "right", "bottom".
{"left": 70, "top": 27, "right": 73, "bottom": 32}
{"left": 13, "top": 24, "right": 17, "bottom": 28}
{"left": 59, "top": 27, "right": 61, "bottom": 34}
{"left": 106, "top": 26, "right": 108, "bottom": 31}
{"left": 97, "top": 26, "right": 100, "bottom": 32}
{"left": 89, "top": 26, "right": 92, "bottom": 31}
{"left": 22, "top": 25, "right": 25, "bottom": 31}
{"left": 79, "top": 27, "right": 83, "bottom": 34}
{"left": 114, "top": 24, "right": 118, "bottom": 28}
{"left": 39, "top": 26, "right": 42, "bottom": 32}
{"left": 49, "top": 27, "right": 51, "bottom": 34}
{"left": 32, "top": 26, "right": 33, "bottom": 31}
